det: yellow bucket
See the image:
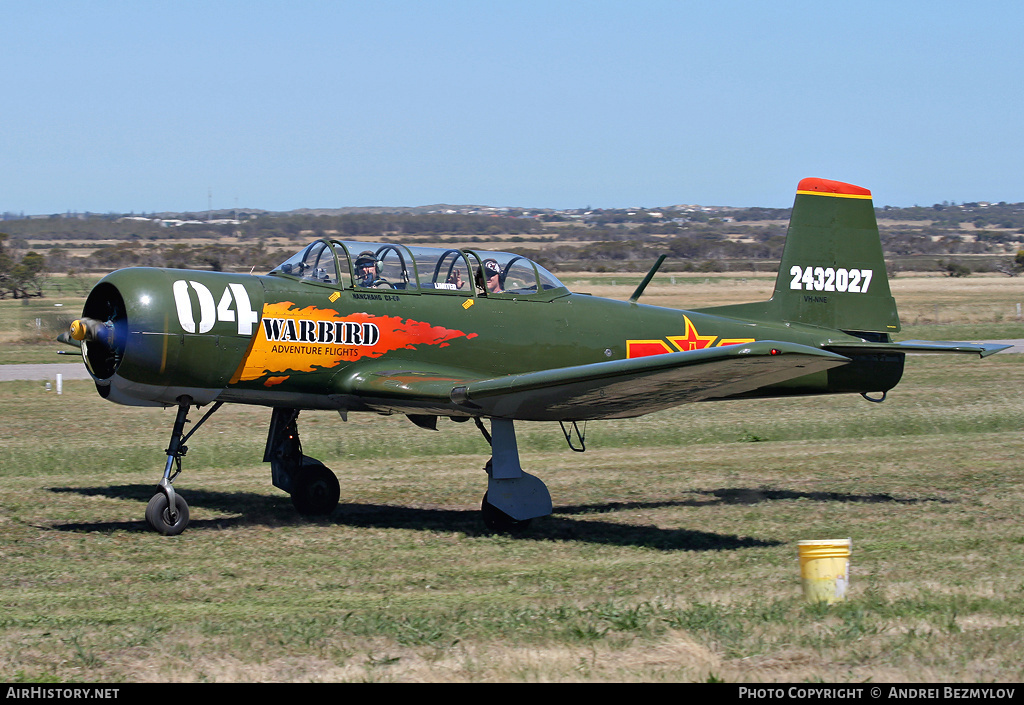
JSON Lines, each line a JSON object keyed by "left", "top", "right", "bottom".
{"left": 797, "top": 538, "right": 851, "bottom": 603}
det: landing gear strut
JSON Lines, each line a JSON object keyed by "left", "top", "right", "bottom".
{"left": 264, "top": 408, "right": 340, "bottom": 517}
{"left": 475, "top": 417, "right": 552, "bottom": 533}
{"left": 145, "top": 396, "right": 223, "bottom": 535}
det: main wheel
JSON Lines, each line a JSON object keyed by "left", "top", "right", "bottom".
{"left": 145, "top": 492, "right": 190, "bottom": 536}
{"left": 481, "top": 492, "right": 532, "bottom": 534}
{"left": 291, "top": 463, "right": 340, "bottom": 516}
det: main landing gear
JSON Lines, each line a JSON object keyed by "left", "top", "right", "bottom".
{"left": 144, "top": 402, "right": 545, "bottom": 536}
{"left": 264, "top": 408, "right": 340, "bottom": 517}
{"left": 475, "top": 417, "right": 552, "bottom": 533}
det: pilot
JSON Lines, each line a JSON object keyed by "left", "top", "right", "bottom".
{"left": 355, "top": 251, "right": 388, "bottom": 288}
{"left": 482, "top": 258, "right": 503, "bottom": 293}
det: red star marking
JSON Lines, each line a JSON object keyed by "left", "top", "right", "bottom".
{"left": 668, "top": 316, "right": 718, "bottom": 352}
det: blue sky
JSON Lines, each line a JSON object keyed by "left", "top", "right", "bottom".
{"left": 4, "top": 1, "right": 1023, "bottom": 213}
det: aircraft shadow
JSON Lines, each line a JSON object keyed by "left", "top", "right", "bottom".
{"left": 556, "top": 486, "right": 951, "bottom": 515}
{"left": 46, "top": 484, "right": 943, "bottom": 550}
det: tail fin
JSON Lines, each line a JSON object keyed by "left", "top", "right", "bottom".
{"left": 697, "top": 178, "right": 900, "bottom": 336}
{"left": 771, "top": 177, "right": 899, "bottom": 335}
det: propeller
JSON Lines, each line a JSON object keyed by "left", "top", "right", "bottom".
{"left": 67, "top": 317, "right": 114, "bottom": 345}
{"left": 64, "top": 283, "right": 128, "bottom": 379}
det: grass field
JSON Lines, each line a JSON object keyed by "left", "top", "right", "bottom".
{"left": 1, "top": 272, "right": 1024, "bottom": 682}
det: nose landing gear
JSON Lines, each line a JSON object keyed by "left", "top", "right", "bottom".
{"left": 144, "top": 396, "right": 222, "bottom": 536}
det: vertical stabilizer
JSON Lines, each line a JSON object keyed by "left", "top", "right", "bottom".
{"left": 769, "top": 178, "right": 900, "bottom": 334}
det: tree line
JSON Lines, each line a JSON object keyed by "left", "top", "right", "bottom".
{"left": 3, "top": 198, "right": 1024, "bottom": 288}
{"left": 0, "top": 234, "right": 46, "bottom": 299}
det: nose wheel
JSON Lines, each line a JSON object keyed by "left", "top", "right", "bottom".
{"left": 145, "top": 491, "right": 190, "bottom": 536}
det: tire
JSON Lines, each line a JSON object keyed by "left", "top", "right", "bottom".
{"left": 481, "top": 492, "right": 532, "bottom": 534}
{"left": 145, "top": 492, "right": 190, "bottom": 536}
{"left": 291, "top": 463, "right": 340, "bottom": 516}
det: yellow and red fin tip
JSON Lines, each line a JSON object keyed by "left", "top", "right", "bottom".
{"left": 796, "top": 177, "right": 872, "bottom": 199}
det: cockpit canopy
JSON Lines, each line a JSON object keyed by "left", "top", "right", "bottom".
{"left": 270, "top": 240, "right": 568, "bottom": 298}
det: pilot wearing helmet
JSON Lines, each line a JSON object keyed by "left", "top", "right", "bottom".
{"left": 354, "top": 251, "right": 389, "bottom": 288}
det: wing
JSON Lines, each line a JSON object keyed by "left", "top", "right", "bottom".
{"left": 332, "top": 341, "right": 850, "bottom": 421}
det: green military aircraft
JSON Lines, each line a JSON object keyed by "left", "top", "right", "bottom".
{"left": 63, "top": 177, "right": 1008, "bottom": 535}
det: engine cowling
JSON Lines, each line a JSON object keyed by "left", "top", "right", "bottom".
{"left": 72, "top": 268, "right": 265, "bottom": 406}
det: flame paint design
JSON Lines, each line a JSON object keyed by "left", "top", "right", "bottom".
{"left": 234, "top": 302, "right": 477, "bottom": 385}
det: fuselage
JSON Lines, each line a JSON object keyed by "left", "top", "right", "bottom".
{"left": 77, "top": 239, "right": 903, "bottom": 413}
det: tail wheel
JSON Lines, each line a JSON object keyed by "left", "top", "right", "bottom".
{"left": 291, "top": 463, "right": 340, "bottom": 516}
